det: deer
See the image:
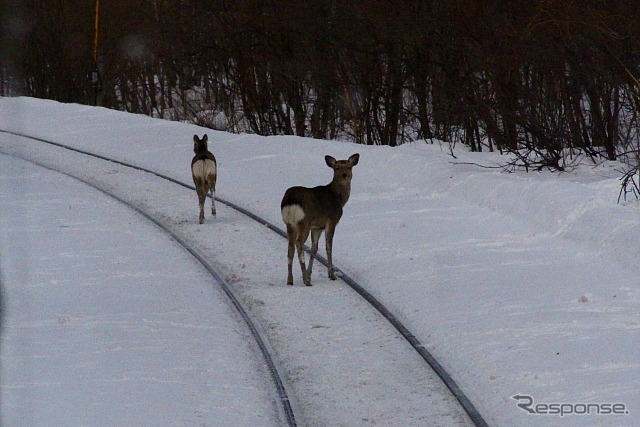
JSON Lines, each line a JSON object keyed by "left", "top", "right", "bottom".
{"left": 281, "top": 153, "right": 360, "bottom": 286}
{"left": 191, "top": 134, "right": 217, "bottom": 224}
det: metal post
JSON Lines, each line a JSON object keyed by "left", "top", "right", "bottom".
{"left": 92, "top": 0, "right": 102, "bottom": 106}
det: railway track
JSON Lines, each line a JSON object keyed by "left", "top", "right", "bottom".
{"left": 1, "top": 128, "right": 488, "bottom": 427}
{"left": 0, "top": 149, "right": 297, "bottom": 427}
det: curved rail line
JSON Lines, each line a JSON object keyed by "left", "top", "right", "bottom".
{"left": 1, "top": 129, "right": 488, "bottom": 427}
{"left": 0, "top": 149, "right": 297, "bottom": 427}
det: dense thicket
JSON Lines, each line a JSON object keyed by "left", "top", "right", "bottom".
{"left": 3, "top": 0, "right": 640, "bottom": 168}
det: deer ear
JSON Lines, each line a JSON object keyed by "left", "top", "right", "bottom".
{"left": 348, "top": 153, "right": 360, "bottom": 166}
{"left": 202, "top": 134, "right": 208, "bottom": 143}
{"left": 325, "top": 155, "right": 336, "bottom": 168}
{"left": 194, "top": 135, "right": 199, "bottom": 143}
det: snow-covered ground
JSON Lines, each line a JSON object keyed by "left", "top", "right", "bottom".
{"left": 1, "top": 97, "right": 639, "bottom": 426}
{"left": 0, "top": 154, "right": 283, "bottom": 426}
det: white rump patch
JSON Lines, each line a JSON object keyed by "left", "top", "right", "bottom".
{"left": 281, "top": 204, "right": 305, "bottom": 224}
{"left": 192, "top": 159, "right": 216, "bottom": 179}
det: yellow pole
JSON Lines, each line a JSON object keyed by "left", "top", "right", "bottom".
{"left": 93, "top": 0, "right": 99, "bottom": 64}
{"left": 92, "top": 0, "right": 101, "bottom": 106}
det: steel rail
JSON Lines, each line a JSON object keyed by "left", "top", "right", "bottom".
{"left": 1, "top": 128, "right": 488, "bottom": 427}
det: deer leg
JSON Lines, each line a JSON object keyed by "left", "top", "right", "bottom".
{"left": 286, "top": 225, "right": 296, "bottom": 285}
{"left": 325, "top": 225, "right": 337, "bottom": 280}
{"left": 193, "top": 177, "right": 206, "bottom": 224}
{"left": 296, "top": 240, "right": 308, "bottom": 285}
{"left": 307, "top": 228, "right": 323, "bottom": 283}
{"left": 298, "top": 225, "right": 311, "bottom": 286}
{"left": 198, "top": 189, "right": 206, "bottom": 224}
{"left": 210, "top": 179, "right": 217, "bottom": 216}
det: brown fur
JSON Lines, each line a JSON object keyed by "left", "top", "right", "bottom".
{"left": 281, "top": 153, "right": 359, "bottom": 285}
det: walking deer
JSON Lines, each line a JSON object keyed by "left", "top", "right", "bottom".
{"left": 191, "top": 134, "right": 217, "bottom": 224}
{"left": 281, "top": 153, "right": 360, "bottom": 286}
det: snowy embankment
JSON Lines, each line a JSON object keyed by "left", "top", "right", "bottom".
{"left": 443, "top": 155, "right": 640, "bottom": 271}
{"left": 1, "top": 97, "right": 638, "bottom": 426}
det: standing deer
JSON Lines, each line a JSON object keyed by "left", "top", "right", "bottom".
{"left": 281, "top": 153, "right": 360, "bottom": 286}
{"left": 191, "top": 134, "right": 217, "bottom": 224}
